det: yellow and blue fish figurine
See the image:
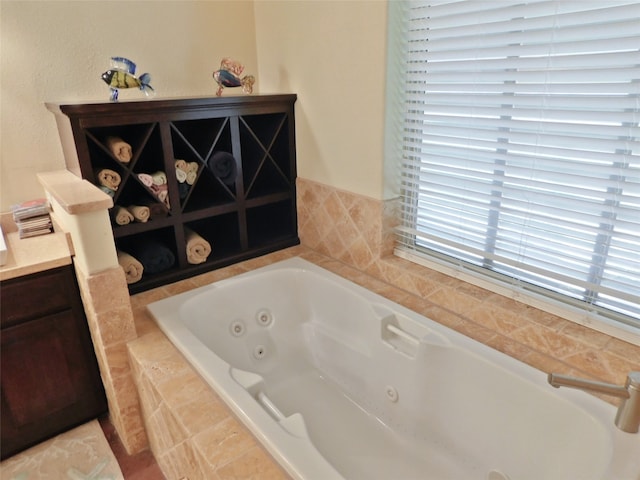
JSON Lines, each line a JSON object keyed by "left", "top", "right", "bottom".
{"left": 101, "top": 57, "right": 154, "bottom": 102}
{"left": 212, "top": 57, "right": 255, "bottom": 97}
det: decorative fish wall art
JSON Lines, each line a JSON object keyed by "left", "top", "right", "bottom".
{"left": 212, "top": 58, "right": 255, "bottom": 96}
{"left": 101, "top": 57, "right": 154, "bottom": 102}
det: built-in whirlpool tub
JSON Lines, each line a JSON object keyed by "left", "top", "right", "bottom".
{"left": 148, "top": 257, "right": 640, "bottom": 480}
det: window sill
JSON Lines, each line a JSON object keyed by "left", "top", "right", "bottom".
{"left": 395, "top": 249, "right": 640, "bottom": 348}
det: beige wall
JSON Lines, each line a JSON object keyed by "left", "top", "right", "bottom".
{"left": 1, "top": 1, "right": 389, "bottom": 212}
{"left": 0, "top": 0, "right": 258, "bottom": 211}
{"left": 255, "top": 0, "right": 388, "bottom": 201}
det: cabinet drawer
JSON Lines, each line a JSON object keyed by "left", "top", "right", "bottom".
{"left": 0, "top": 268, "right": 72, "bottom": 327}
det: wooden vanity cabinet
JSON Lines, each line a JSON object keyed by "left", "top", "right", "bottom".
{"left": 0, "top": 265, "right": 108, "bottom": 460}
{"left": 47, "top": 95, "right": 299, "bottom": 293}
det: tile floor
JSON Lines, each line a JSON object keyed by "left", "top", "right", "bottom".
{"left": 99, "top": 415, "right": 166, "bottom": 479}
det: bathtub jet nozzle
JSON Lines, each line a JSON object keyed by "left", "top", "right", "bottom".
{"left": 548, "top": 371, "right": 640, "bottom": 433}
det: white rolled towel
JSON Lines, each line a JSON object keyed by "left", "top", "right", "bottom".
{"left": 175, "top": 168, "right": 187, "bottom": 183}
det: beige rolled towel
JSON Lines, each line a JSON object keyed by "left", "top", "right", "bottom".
{"left": 138, "top": 200, "right": 168, "bottom": 219}
{"left": 175, "top": 159, "right": 188, "bottom": 172}
{"left": 117, "top": 250, "right": 143, "bottom": 284}
{"left": 111, "top": 206, "right": 134, "bottom": 225}
{"left": 186, "top": 170, "right": 197, "bottom": 185}
{"left": 96, "top": 168, "right": 121, "bottom": 191}
{"left": 126, "top": 205, "right": 150, "bottom": 223}
{"left": 106, "top": 136, "right": 132, "bottom": 163}
{"left": 185, "top": 227, "right": 212, "bottom": 264}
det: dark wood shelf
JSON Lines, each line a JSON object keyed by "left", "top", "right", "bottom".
{"left": 48, "top": 95, "right": 299, "bottom": 293}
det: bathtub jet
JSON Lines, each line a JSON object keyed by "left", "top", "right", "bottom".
{"left": 148, "top": 257, "right": 640, "bottom": 480}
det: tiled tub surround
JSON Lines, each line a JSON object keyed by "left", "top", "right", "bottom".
{"left": 127, "top": 178, "right": 638, "bottom": 479}
{"left": 128, "top": 247, "right": 639, "bottom": 479}
{"left": 128, "top": 251, "right": 302, "bottom": 480}
{"left": 39, "top": 171, "right": 640, "bottom": 478}
{"left": 296, "top": 178, "right": 640, "bottom": 391}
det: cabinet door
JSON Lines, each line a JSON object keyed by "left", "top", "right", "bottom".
{"left": 0, "top": 309, "right": 107, "bottom": 459}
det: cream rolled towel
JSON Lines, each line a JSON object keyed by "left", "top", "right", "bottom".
{"left": 185, "top": 227, "right": 211, "bottom": 264}
{"left": 106, "top": 136, "right": 132, "bottom": 163}
{"left": 186, "top": 170, "right": 197, "bottom": 185}
{"left": 111, "top": 206, "right": 134, "bottom": 225}
{"left": 117, "top": 250, "right": 143, "bottom": 284}
{"left": 126, "top": 205, "right": 150, "bottom": 223}
{"left": 151, "top": 171, "right": 167, "bottom": 185}
{"left": 187, "top": 161, "right": 199, "bottom": 173}
{"left": 96, "top": 168, "right": 121, "bottom": 191}
{"left": 175, "top": 167, "right": 187, "bottom": 183}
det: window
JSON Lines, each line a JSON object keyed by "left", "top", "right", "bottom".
{"left": 385, "top": 1, "right": 640, "bottom": 337}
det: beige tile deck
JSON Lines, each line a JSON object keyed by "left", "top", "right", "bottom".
{"left": 125, "top": 178, "right": 639, "bottom": 479}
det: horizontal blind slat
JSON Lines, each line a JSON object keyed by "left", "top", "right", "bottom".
{"left": 389, "top": 0, "right": 640, "bottom": 326}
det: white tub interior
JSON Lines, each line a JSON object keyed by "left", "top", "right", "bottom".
{"left": 148, "top": 257, "right": 640, "bottom": 480}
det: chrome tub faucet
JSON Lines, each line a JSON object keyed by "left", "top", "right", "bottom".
{"left": 548, "top": 371, "right": 640, "bottom": 433}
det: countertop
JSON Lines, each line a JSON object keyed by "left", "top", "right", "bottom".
{"left": 0, "top": 214, "right": 72, "bottom": 282}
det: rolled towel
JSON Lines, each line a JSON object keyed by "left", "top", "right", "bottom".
{"left": 126, "top": 205, "right": 150, "bottom": 223}
{"left": 137, "top": 173, "right": 154, "bottom": 187}
{"left": 117, "top": 250, "right": 143, "bottom": 284}
{"left": 151, "top": 171, "right": 167, "bottom": 185}
{"left": 106, "top": 136, "right": 132, "bottom": 164}
{"left": 186, "top": 170, "right": 197, "bottom": 186}
{"left": 111, "top": 206, "right": 134, "bottom": 225}
{"left": 175, "top": 168, "right": 187, "bottom": 183}
{"left": 187, "top": 162, "right": 199, "bottom": 173}
{"left": 99, "top": 185, "right": 116, "bottom": 197}
{"left": 96, "top": 168, "right": 121, "bottom": 191}
{"left": 175, "top": 159, "right": 188, "bottom": 172}
{"left": 138, "top": 200, "right": 168, "bottom": 219}
{"left": 128, "top": 240, "right": 175, "bottom": 275}
{"left": 185, "top": 227, "right": 212, "bottom": 264}
{"left": 150, "top": 184, "right": 170, "bottom": 208}
{"left": 207, "top": 151, "right": 237, "bottom": 186}
{"left": 178, "top": 182, "right": 189, "bottom": 199}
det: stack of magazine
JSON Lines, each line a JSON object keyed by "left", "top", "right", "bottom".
{"left": 11, "top": 198, "right": 53, "bottom": 239}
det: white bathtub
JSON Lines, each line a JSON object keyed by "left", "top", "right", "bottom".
{"left": 148, "top": 257, "right": 640, "bottom": 480}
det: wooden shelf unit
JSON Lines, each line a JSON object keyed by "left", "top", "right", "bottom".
{"left": 47, "top": 95, "right": 299, "bottom": 293}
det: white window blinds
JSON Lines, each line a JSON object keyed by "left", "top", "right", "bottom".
{"left": 387, "top": 1, "right": 640, "bottom": 329}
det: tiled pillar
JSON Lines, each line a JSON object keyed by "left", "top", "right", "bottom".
{"left": 38, "top": 171, "right": 148, "bottom": 454}
{"left": 75, "top": 266, "right": 148, "bottom": 454}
